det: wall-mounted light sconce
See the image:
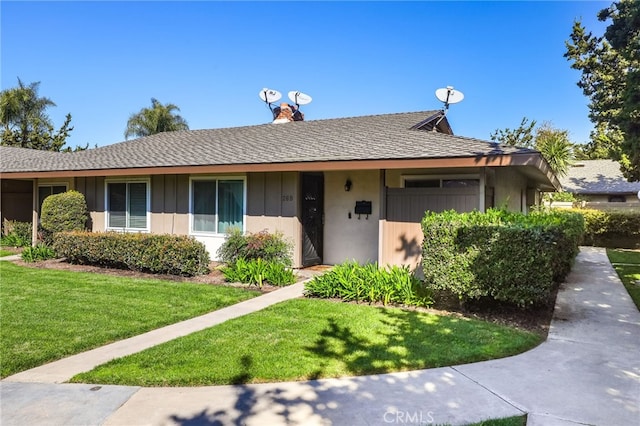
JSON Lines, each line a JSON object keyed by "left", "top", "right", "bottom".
{"left": 344, "top": 179, "right": 352, "bottom": 192}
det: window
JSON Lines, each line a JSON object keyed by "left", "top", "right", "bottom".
{"left": 190, "top": 178, "right": 245, "bottom": 234}
{"left": 38, "top": 184, "right": 67, "bottom": 212}
{"left": 608, "top": 195, "right": 626, "bottom": 203}
{"left": 106, "top": 181, "right": 149, "bottom": 230}
{"left": 403, "top": 176, "right": 479, "bottom": 188}
{"left": 405, "top": 179, "right": 440, "bottom": 188}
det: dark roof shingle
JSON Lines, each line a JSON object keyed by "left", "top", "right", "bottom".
{"left": 560, "top": 160, "right": 640, "bottom": 194}
{"left": 1, "top": 111, "right": 537, "bottom": 173}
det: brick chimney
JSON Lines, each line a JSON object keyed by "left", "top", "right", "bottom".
{"left": 272, "top": 103, "right": 304, "bottom": 124}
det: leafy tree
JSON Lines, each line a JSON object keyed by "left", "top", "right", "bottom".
{"left": 0, "top": 78, "right": 74, "bottom": 151}
{"left": 491, "top": 118, "right": 574, "bottom": 177}
{"left": 574, "top": 122, "right": 623, "bottom": 160}
{"left": 490, "top": 117, "right": 537, "bottom": 148}
{"left": 565, "top": 0, "right": 640, "bottom": 181}
{"left": 124, "top": 98, "right": 189, "bottom": 139}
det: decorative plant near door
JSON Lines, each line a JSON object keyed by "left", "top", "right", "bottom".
{"left": 219, "top": 229, "right": 296, "bottom": 287}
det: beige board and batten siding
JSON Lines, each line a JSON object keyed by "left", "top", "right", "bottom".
{"left": 150, "top": 174, "right": 190, "bottom": 235}
{"left": 74, "top": 177, "right": 105, "bottom": 231}
{"left": 323, "top": 170, "right": 380, "bottom": 265}
{"left": 382, "top": 187, "right": 479, "bottom": 272}
{"left": 380, "top": 169, "right": 481, "bottom": 272}
{"left": 493, "top": 168, "right": 528, "bottom": 212}
{"left": 246, "top": 172, "right": 302, "bottom": 267}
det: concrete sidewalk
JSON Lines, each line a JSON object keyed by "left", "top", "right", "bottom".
{"left": 2, "top": 247, "right": 639, "bottom": 425}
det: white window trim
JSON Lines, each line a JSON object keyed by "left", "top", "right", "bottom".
{"left": 402, "top": 174, "right": 480, "bottom": 188}
{"left": 189, "top": 175, "right": 247, "bottom": 236}
{"left": 104, "top": 178, "right": 151, "bottom": 233}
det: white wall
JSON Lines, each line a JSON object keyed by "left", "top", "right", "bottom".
{"left": 323, "top": 170, "right": 380, "bottom": 265}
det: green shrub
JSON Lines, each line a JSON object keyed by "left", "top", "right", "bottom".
{"left": 222, "top": 258, "right": 296, "bottom": 287}
{"left": 40, "top": 190, "right": 88, "bottom": 244}
{"left": 1, "top": 220, "right": 32, "bottom": 247}
{"left": 21, "top": 244, "right": 56, "bottom": 262}
{"left": 421, "top": 209, "right": 584, "bottom": 308}
{"left": 53, "top": 232, "right": 210, "bottom": 276}
{"left": 217, "top": 229, "right": 292, "bottom": 266}
{"left": 570, "top": 208, "right": 640, "bottom": 248}
{"left": 304, "top": 261, "right": 432, "bottom": 307}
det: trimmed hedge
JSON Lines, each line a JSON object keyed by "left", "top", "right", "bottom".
{"left": 53, "top": 232, "right": 210, "bottom": 276}
{"left": 569, "top": 208, "right": 640, "bottom": 249}
{"left": 421, "top": 209, "right": 584, "bottom": 307}
{"left": 41, "top": 190, "right": 88, "bottom": 234}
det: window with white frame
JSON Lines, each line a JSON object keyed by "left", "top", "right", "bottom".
{"left": 191, "top": 178, "right": 245, "bottom": 234}
{"left": 106, "top": 180, "right": 149, "bottom": 230}
{"left": 38, "top": 184, "right": 67, "bottom": 212}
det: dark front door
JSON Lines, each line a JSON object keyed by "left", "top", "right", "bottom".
{"left": 301, "top": 173, "right": 324, "bottom": 267}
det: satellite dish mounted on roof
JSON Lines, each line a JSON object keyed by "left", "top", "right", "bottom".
{"left": 259, "top": 88, "right": 282, "bottom": 116}
{"left": 433, "top": 86, "right": 464, "bottom": 130}
{"left": 288, "top": 91, "right": 312, "bottom": 107}
{"left": 259, "top": 88, "right": 312, "bottom": 122}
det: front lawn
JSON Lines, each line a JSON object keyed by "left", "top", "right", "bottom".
{"left": 71, "top": 298, "right": 541, "bottom": 386}
{"left": 607, "top": 249, "right": 640, "bottom": 310}
{"left": 0, "top": 262, "right": 259, "bottom": 378}
{"left": 0, "top": 250, "right": 14, "bottom": 257}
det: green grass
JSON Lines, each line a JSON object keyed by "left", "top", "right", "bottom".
{"left": 0, "top": 262, "right": 259, "bottom": 378}
{"left": 0, "top": 250, "right": 14, "bottom": 257}
{"left": 463, "top": 416, "right": 526, "bottom": 426}
{"left": 71, "top": 298, "right": 542, "bottom": 386}
{"left": 607, "top": 249, "right": 640, "bottom": 310}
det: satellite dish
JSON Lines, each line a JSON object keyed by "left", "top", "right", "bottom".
{"left": 259, "top": 88, "right": 282, "bottom": 104}
{"left": 288, "top": 91, "right": 312, "bottom": 105}
{"left": 435, "top": 86, "right": 464, "bottom": 106}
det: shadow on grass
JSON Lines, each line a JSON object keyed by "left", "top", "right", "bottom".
{"left": 306, "top": 309, "right": 456, "bottom": 379}
{"left": 165, "top": 307, "right": 516, "bottom": 426}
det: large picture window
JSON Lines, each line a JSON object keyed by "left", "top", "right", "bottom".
{"left": 191, "top": 178, "right": 244, "bottom": 234}
{"left": 106, "top": 181, "right": 149, "bottom": 230}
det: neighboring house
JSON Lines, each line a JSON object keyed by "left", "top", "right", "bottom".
{"left": 0, "top": 110, "right": 560, "bottom": 270}
{"left": 560, "top": 160, "right": 640, "bottom": 210}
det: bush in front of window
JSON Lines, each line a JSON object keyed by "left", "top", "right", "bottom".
{"left": 40, "top": 190, "right": 88, "bottom": 240}
{"left": 217, "top": 229, "right": 293, "bottom": 267}
{"left": 53, "top": 232, "right": 210, "bottom": 276}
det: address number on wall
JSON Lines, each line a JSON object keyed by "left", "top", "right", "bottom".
{"left": 281, "top": 195, "right": 294, "bottom": 202}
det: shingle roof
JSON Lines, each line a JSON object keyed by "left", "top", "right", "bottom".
{"left": 1, "top": 110, "right": 538, "bottom": 173}
{"left": 560, "top": 160, "right": 640, "bottom": 194}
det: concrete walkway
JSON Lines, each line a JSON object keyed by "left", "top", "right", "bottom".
{"left": 2, "top": 247, "right": 639, "bottom": 425}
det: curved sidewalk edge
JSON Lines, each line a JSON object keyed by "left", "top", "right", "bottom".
{"left": 2, "top": 247, "right": 639, "bottom": 426}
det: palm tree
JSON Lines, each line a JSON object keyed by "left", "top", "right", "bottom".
{"left": 535, "top": 124, "right": 574, "bottom": 177}
{"left": 124, "top": 98, "right": 189, "bottom": 139}
{"left": 1, "top": 78, "right": 56, "bottom": 139}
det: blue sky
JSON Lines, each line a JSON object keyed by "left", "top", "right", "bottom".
{"left": 2, "top": 1, "right": 608, "bottom": 149}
